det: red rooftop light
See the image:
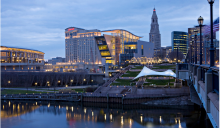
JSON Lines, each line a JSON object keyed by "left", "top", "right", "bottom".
{"left": 68, "top": 28, "right": 75, "bottom": 31}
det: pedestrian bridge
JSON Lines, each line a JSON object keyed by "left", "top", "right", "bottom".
{"left": 176, "top": 63, "right": 219, "bottom": 128}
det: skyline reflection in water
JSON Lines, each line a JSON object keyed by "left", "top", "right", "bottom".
{"left": 1, "top": 100, "right": 212, "bottom": 128}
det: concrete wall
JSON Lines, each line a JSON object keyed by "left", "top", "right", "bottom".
{"left": 1, "top": 72, "right": 105, "bottom": 87}
{"left": 134, "top": 40, "right": 154, "bottom": 58}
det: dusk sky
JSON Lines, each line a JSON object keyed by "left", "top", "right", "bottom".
{"left": 2, "top": 0, "right": 219, "bottom": 60}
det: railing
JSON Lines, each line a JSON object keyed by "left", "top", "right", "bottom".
{"left": 194, "top": 65, "right": 197, "bottom": 76}
{"left": 178, "top": 63, "right": 188, "bottom": 70}
{"left": 213, "top": 72, "right": 219, "bottom": 94}
{"left": 184, "top": 63, "right": 219, "bottom": 128}
{"left": 201, "top": 68, "right": 206, "bottom": 83}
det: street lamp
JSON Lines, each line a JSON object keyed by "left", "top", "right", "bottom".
{"left": 191, "top": 36, "right": 194, "bottom": 63}
{"left": 194, "top": 29, "right": 198, "bottom": 64}
{"left": 198, "top": 16, "right": 204, "bottom": 65}
{"left": 207, "top": 0, "right": 215, "bottom": 67}
{"left": 190, "top": 41, "right": 193, "bottom": 63}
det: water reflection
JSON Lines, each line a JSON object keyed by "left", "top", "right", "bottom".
{"left": 1, "top": 100, "right": 212, "bottom": 128}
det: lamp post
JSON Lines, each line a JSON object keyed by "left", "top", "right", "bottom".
{"left": 191, "top": 36, "right": 194, "bottom": 64}
{"left": 194, "top": 29, "right": 198, "bottom": 64}
{"left": 190, "top": 41, "right": 193, "bottom": 63}
{"left": 176, "top": 44, "right": 179, "bottom": 64}
{"left": 207, "top": 0, "right": 215, "bottom": 67}
{"left": 198, "top": 16, "right": 204, "bottom": 65}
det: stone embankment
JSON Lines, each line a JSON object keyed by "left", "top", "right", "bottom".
{"left": 144, "top": 95, "right": 193, "bottom": 105}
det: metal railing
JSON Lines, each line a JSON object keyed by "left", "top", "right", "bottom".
{"left": 178, "top": 63, "right": 188, "bottom": 70}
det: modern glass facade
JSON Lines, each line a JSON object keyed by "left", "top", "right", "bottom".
{"left": 101, "top": 29, "right": 141, "bottom": 65}
{"left": 171, "top": 31, "right": 188, "bottom": 55}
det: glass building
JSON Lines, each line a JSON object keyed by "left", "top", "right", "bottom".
{"left": 171, "top": 31, "right": 188, "bottom": 55}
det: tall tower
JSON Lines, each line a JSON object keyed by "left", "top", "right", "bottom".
{"left": 149, "top": 8, "right": 161, "bottom": 49}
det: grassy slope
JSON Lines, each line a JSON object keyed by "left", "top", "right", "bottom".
{"left": 121, "top": 71, "right": 140, "bottom": 77}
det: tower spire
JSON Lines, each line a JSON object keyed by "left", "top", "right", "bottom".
{"left": 149, "top": 7, "right": 161, "bottom": 49}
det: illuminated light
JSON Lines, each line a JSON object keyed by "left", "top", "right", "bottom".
{"left": 68, "top": 28, "right": 75, "bottom": 31}
{"left": 91, "top": 80, "right": 93, "bottom": 82}
{"left": 66, "top": 85, "right": 68, "bottom": 87}
{"left": 47, "top": 81, "right": 49, "bottom": 84}
{"left": 84, "top": 108, "right": 86, "bottom": 113}
{"left": 36, "top": 102, "right": 37, "bottom": 105}
{"left": 159, "top": 116, "right": 162, "bottom": 123}
{"left": 70, "top": 80, "right": 73, "bottom": 82}
{"left": 48, "top": 103, "right": 50, "bottom": 108}
{"left": 72, "top": 107, "right": 74, "bottom": 112}
{"left": 66, "top": 106, "right": 68, "bottom": 110}
{"left": 9, "top": 101, "right": 11, "bottom": 107}
{"left": 121, "top": 116, "right": 124, "bottom": 125}
{"left": 140, "top": 116, "right": 143, "bottom": 123}
{"left": 58, "top": 80, "right": 60, "bottom": 83}
{"left": 84, "top": 79, "right": 86, "bottom": 81}
{"left": 104, "top": 114, "right": 106, "bottom": 120}
{"left": 110, "top": 114, "right": 112, "bottom": 120}
{"left": 178, "top": 119, "right": 182, "bottom": 128}
{"left": 3, "top": 105, "right": 4, "bottom": 110}
{"left": 130, "top": 119, "right": 132, "bottom": 125}
{"left": 92, "top": 112, "right": 94, "bottom": 116}
{"left": 8, "top": 81, "right": 10, "bottom": 84}
{"left": 59, "top": 105, "right": 60, "bottom": 109}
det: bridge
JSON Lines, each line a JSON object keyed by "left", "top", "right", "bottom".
{"left": 176, "top": 63, "right": 219, "bottom": 128}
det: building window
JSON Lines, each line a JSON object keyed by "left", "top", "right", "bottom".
{"left": 141, "top": 45, "right": 143, "bottom": 55}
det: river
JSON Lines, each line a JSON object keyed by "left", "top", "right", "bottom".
{"left": 1, "top": 100, "right": 212, "bottom": 128}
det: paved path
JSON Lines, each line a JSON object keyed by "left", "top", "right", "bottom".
{"left": 119, "top": 77, "right": 174, "bottom": 80}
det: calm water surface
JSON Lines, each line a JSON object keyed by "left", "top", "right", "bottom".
{"left": 1, "top": 100, "right": 212, "bottom": 128}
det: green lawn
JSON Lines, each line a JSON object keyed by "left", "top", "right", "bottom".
{"left": 132, "top": 66, "right": 144, "bottom": 69}
{"left": 121, "top": 71, "right": 140, "bottom": 77}
{"left": 1, "top": 89, "right": 52, "bottom": 95}
{"left": 145, "top": 78, "right": 175, "bottom": 85}
{"left": 152, "top": 65, "right": 176, "bottom": 69}
{"left": 72, "top": 88, "right": 84, "bottom": 93}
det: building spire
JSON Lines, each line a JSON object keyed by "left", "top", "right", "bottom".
{"left": 153, "top": 6, "right": 155, "bottom": 11}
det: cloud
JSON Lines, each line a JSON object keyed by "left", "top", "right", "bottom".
{"left": 1, "top": 0, "right": 219, "bottom": 59}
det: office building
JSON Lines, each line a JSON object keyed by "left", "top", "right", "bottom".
{"left": 154, "top": 47, "right": 166, "bottom": 61}
{"left": 165, "top": 46, "right": 172, "bottom": 59}
{"left": 171, "top": 31, "right": 188, "bottom": 55}
{"left": 48, "top": 57, "right": 65, "bottom": 65}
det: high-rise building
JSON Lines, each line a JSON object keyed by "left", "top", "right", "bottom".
{"left": 65, "top": 27, "right": 154, "bottom": 67}
{"left": 65, "top": 27, "right": 102, "bottom": 64}
{"left": 149, "top": 8, "right": 161, "bottom": 49}
{"left": 171, "top": 31, "right": 188, "bottom": 56}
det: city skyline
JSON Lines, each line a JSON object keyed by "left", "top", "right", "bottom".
{"left": 2, "top": 0, "right": 219, "bottom": 60}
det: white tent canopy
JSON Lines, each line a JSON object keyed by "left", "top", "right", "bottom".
{"left": 132, "top": 66, "right": 176, "bottom": 80}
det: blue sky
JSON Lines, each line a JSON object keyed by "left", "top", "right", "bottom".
{"left": 1, "top": 0, "right": 219, "bottom": 60}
